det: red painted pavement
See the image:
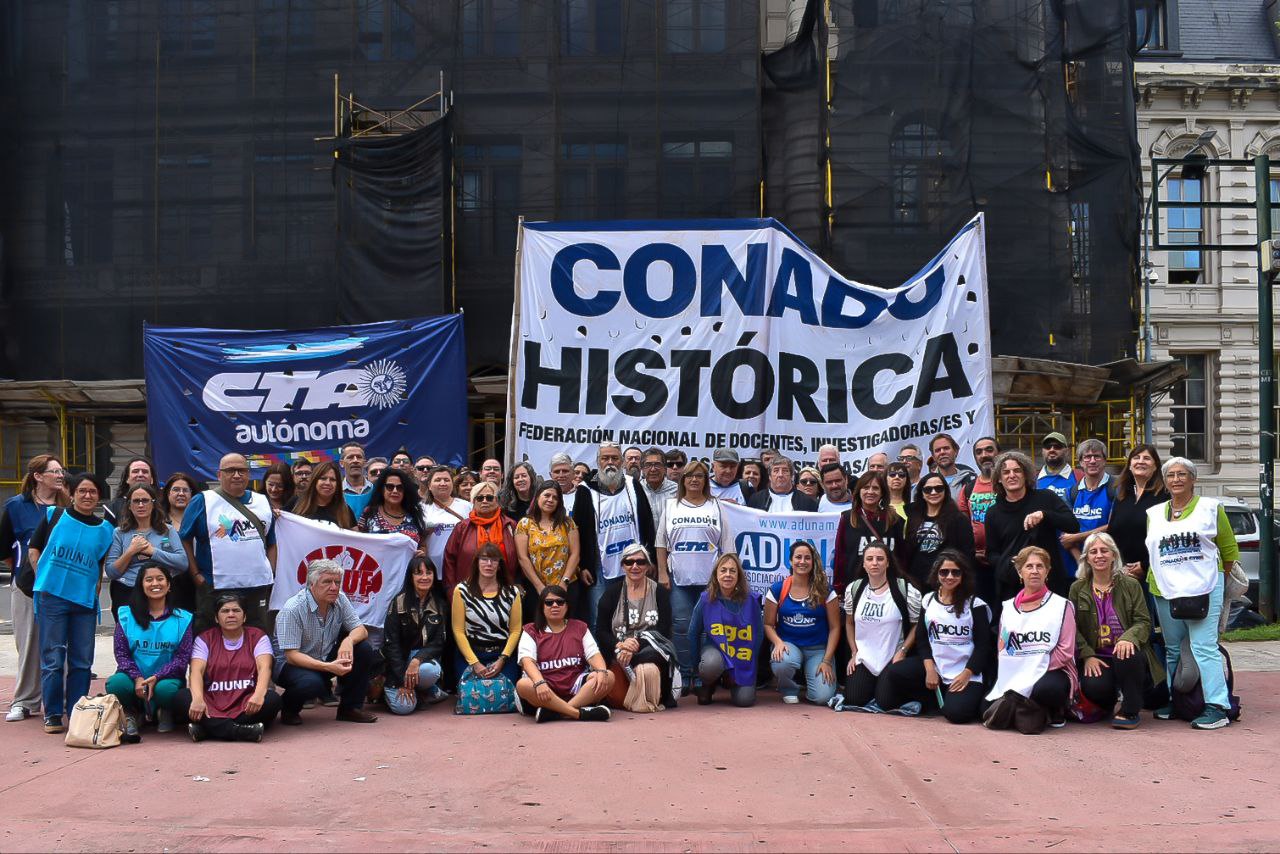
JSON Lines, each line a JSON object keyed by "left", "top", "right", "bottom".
{"left": 0, "top": 672, "right": 1277, "bottom": 853}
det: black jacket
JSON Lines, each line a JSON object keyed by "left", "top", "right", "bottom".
{"left": 572, "top": 475, "right": 657, "bottom": 576}
{"left": 902, "top": 509, "right": 977, "bottom": 588}
{"left": 746, "top": 488, "right": 820, "bottom": 512}
{"left": 381, "top": 588, "right": 447, "bottom": 688}
{"left": 983, "top": 489, "right": 1079, "bottom": 595}
{"left": 595, "top": 580, "right": 673, "bottom": 664}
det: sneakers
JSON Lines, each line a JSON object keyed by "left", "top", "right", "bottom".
{"left": 577, "top": 705, "right": 611, "bottom": 722}
{"left": 232, "top": 722, "right": 265, "bottom": 742}
{"left": 782, "top": 694, "right": 800, "bottom": 705}
{"left": 1048, "top": 710, "right": 1067, "bottom": 728}
{"left": 534, "top": 707, "right": 560, "bottom": 724}
{"left": 886, "top": 701, "right": 923, "bottom": 717}
{"left": 1154, "top": 705, "right": 1174, "bottom": 721}
{"left": 6, "top": 706, "right": 31, "bottom": 722}
{"left": 336, "top": 707, "right": 378, "bottom": 723}
{"left": 156, "top": 708, "right": 175, "bottom": 734}
{"left": 123, "top": 714, "right": 142, "bottom": 743}
{"left": 826, "top": 693, "right": 845, "bottom": 711}
{"left": 188, "top": 722, "right": 207, "bottom": 743}
{"left": 1191, "top": 705, "right": 1230, "bottom": 730}
{"left": 42, "top": 715, "right": 64, "bottom": 734}
{"left": 1111, "top": 713, "right": 1141, "bottom": 730}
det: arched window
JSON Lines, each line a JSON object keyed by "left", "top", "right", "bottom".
{"left": 890, "top": 118, "right": 950, "bottom": 225}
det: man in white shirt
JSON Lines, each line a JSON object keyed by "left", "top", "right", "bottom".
{"left": 709, "top": 448, "right": 751, "bottom": 504}
{"left": 746, "top": 456, "right": 819, "bottom": 512}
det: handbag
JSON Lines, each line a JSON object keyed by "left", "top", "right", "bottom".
{"left": 454, "top": 668, "right": 516, "bottom": 715}
{"left": 65, "top": 694, "right": 125, "bottom": 749}
{"left": 1168, "top": 593, "right": 1210, "bottom": 621}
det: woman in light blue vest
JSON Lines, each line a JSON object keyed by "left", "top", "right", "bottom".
{"left": 26, "top": 472, "right": 114, "bottom": 735}
{"left": 105, "top": 564, "right": 194, "bottom": 742}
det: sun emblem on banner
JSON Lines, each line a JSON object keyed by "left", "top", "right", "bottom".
{"left": 355, "top": 359, "right": 408, "bottom": 409}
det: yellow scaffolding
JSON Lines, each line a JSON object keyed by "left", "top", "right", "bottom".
{"left": 994, "top": 396, "right": 1139, "bottom": 467}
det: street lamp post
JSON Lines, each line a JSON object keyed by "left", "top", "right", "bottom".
{"left": 1140, "top": 129, "right": 1218, "bottom": 445}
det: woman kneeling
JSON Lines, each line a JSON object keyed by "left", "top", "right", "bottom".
{"left": 516, "top": 585, "right": 614, "bottom": 722}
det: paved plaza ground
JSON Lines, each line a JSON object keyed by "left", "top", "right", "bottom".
{"left": 0, "top": 637, "right": 1277, "bottom": 852}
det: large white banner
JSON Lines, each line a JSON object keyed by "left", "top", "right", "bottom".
{"left": 270, "top": 512, "right": 415, "bottom": 628}
{"left": 721, "top": 503, "right": 840, "bottom": 597}
{"left": 511, "top": 216, "right": 993, "bottom": 474}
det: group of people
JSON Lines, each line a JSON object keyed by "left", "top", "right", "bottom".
{"left": 0, "top": 429, "right": 1244, "bottom": 742}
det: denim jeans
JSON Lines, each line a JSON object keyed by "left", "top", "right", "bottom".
{"left": 383, "top": 660, "right": 443, "bottom": 715}
{"left": 669, "top": 583, "right": 703, "bottom": 682}
{"left": 770, "top": 642, "right": 836, "bottom": 704}
{"left": 586, "top": 576, "right": 622, "bottom": 629}
{"left": 36, "top": 592, "right": 97, "bottom": 718}
{"left": 1155, "top": 573, "right": 1228, "bottom": 710}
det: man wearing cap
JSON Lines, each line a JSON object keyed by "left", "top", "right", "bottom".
{"left": 709, "top": 449, "right": 752, "bottom": 505}
{"left": 1036, "top": 432, "right": 1078, "bottom": 501}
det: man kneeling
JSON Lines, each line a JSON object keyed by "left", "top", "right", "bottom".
{"left": 516, "top": 585, "right": 614, "bottom": 722}
{"left": 273, "top": 559, "right": 378, "bottom": 724}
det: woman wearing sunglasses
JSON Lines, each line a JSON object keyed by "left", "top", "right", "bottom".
{"left": 443, "top": 481, "right": 517, "bottom": 597}
{"left": 902, "top": 473, "right": 974, "bottom": 590}
{"left": 357, "top": 469, "right": 425, "bottom": 550}
{"left": 516, "top": 584, "right": 614, "bottom": 722}
{"left": 795, "top": 466, "right": 823, "bottom": 502}
{"left": 877, "top": 550, "right": 991, "bottom": 723}
{"left": 596, "top": 543, "right": 678, "bottom": 710}
{"left": 884, "top": 463, "right": 911, "bottom": 520}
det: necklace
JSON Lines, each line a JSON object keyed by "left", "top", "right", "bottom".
{"left": 1170, "top": 500, "right": 1191, "bottom": 519}
{"left": 382, "top": 509, "right": 406, "bottom": 521}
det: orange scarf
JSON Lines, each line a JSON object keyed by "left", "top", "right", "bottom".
{"left": 470, "top": 508, "right": 507, "bottom": 560}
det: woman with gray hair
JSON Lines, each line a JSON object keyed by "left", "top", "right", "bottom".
{"left": 1067, "top": 531, "right": 1160, "bottom": 729}
{"left": 1143, "top": 456, "right": 1240, "bottom": 730}
{"left": 983, "top": 451, "right": 1080, "bottom": 602}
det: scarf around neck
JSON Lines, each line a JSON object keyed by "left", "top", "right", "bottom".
{"left": 470, "top": 508, "right": 506, "bottom": 558}
{"left": 612, "top": 577, "right": 659, "bottom": 641}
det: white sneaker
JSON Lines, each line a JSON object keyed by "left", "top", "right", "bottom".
{"left": 5, "top": 706, "right": 30, "bottom": 722}
{"left": 782, "top": 694, "right": 800, "bottom": 705}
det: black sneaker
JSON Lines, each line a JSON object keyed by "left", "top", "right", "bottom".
{"left": 534, "top": 707, "right": 561, "bottom": 724}
{"left": 695, "top": 684, "right": 714, "bottom": 705}
{"left": 188, "top": 722, "right": 207, "bottom": 743}
{"left": 42, "top": 715, "right": 64, "bottom": 734}
{"left": 578, "top": 705, "right": 611, "bottom": 722}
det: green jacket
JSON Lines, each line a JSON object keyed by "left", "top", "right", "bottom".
{"left": 1068, "top": 571, "right": 1165, "bottom": 682}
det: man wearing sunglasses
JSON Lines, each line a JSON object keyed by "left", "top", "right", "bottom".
{"left": 1035, "top": 431, "right": 1079, "bottom": 502}
{"left": 571, "top": 442, "right": 657, "bottom": 625}
{"left": 897, "top": 445, "right": 924, "bottom": 493}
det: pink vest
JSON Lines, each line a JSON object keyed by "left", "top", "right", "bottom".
{"left": 201, "top": 626, "right": 264, "bottom": 719}
{"left": 523, "top": 619, "right": 589, "bottom": 698}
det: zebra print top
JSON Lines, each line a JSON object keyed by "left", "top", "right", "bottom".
{"left": 454, "top": 582, "right": 521, "bottom": 649}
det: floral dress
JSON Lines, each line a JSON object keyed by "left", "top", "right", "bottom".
{"left": 515, "top": 516, "right": 576, "bottom": 586}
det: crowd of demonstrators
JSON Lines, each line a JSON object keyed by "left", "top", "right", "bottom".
{"left": 0, "top": 428, "right": 1249, "bottom": 739}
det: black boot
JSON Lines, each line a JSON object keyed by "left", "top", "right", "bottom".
{"left": 231, "top": 722, "right": 264, "bottom": 742}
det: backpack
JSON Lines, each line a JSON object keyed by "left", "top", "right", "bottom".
{"left": 1171, "top": 640, "right": 1242, "bottom": 722}
{"left": 65, "top": 694, "right": 125, "bottom": 749}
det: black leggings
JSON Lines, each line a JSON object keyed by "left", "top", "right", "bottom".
{"left": 1080, "top": 653, "right": 1146, "bottom": 717}
{"left": 1028, "top": 669, "right": 1071, "bottom": 711}
{"left": 174, "top": 688, "right": 281, "bottom": 739}
{"left": 878, "top": 657, "right": 985, "bottom": 724}
{"left": 844, "top": 663, "right": 882, "bottom": 707}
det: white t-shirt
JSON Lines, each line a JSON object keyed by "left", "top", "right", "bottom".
{"left": 765, "top": 491, "right": 794, "bottom": 513}
{"left": 844, "top": 580, "right": 922, "bottom": 676}
{"left": 517, "top": 626, "right": 601, "bottom": 664}
{"left": 421, "top": 499, "right": 472, "bottom": 578}
{"left": 655, "top": 498, "right": 734, "bottom": 587}
{"left": 818, "top": 495, "right": 853, "bottom": 513}
{"left": 710, "top": 480, "right": 747, "bottom": 504}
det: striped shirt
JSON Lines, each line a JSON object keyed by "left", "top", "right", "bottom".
{"left": 272, "top": 588, "right": 362, "bottom": 676}
{"left": 451, "top": 582, "right": 522, "bottom": 665}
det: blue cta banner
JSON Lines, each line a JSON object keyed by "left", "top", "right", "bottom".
{"left": 143, "top": 315, "right": 467, "bottom": 479}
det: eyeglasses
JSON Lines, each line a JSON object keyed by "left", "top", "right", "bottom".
{"left": 168, "top": 486, "right": 192, "bottom": 495}
{"left": 1081, "top": 453, "right": 1104, "bottom": 461}
{"left": 220, "top": 468, "right": 249, "bottom": 477}
{"left": 798, "top": 479, "right": 819, "bottom": 487}
{"left": 666, "top": 461, "right": 685, "bottom": 468}
{"left": 922, "top": 485, "right": 945, "bottom": 495}
{"left": 641, "top": 461, "right": 664, "bottom": 469}
{"left": 415, "top": 464, "right": 432, "bottom": 471}
{"left": 1043, "top": 443, "right": 1065, "bottom": 450}
{"left": 886, "top": 471, "right": 907, "bottom": 478}
{"left": 621, "top": 557, "right": 648, "bottom": 566}
{"left": 937, "top": 568, "right": 962, "bottom": 578}
{"left": 130, "top": 497, "right": 153, "bottom": 505}
{"left": 474, "top": 494, "right": 496, "bottom": 502}
{"left": 897, "top": 455, "right": 920, "bottom": 463}
{"left": 384, "top": 484, "right": 404, "bottom": 493}
{"left": 543, "top": 599, "right": 567, "bottom": 607}
{"left": 40, "top": 468, "right": 65, "bottom": 477}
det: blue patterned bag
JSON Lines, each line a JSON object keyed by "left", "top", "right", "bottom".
{"left": 454, "top": 670, "right": 517, "bottom": 715}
